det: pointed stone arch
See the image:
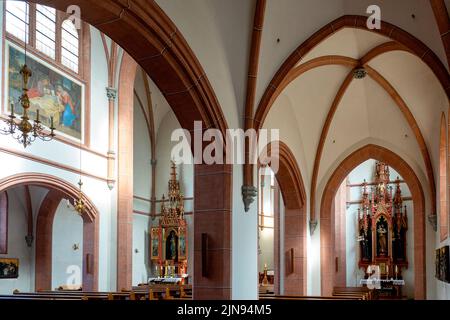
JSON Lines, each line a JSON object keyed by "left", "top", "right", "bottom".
{"left": 320, "top": 144, "right": 426, "bottom": 299}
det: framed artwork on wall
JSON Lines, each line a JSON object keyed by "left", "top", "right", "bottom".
{"left": 435, "top": 245, "right": 450, "bottom": 283}
{"left": 440, "top": 246, "right": 450, "bottom": 283}
{"left": 4, "top": 41, "right": 85, "bottom": 143}
{"left": 0, "top": 258, "right": 19, "bottom": 279}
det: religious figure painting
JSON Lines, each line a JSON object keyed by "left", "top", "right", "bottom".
{"left": 0, "top": 258, "right": 19, "bottom": 279}
{"left": 150, "top": 228, "right": 161, "bottom": 260}
{"left": 440, "top": 246, "right": 450, "bottom": 283}
{"left": 178, "top": 228, "right": 187, "bottom": 260}
{"left": 4, "top": 42, "right": 84, "bottom": 141}
{"left": 165, "top": 230, "right": 178, "bottom": 261}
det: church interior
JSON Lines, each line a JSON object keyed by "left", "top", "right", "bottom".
{"left": 0, "top": 0, "right": 449, "bottom": 302}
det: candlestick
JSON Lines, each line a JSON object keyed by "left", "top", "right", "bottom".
{"left": 10, "top": 103, "right": 14, "bottom": 117}
{"left": 50, "top": 116, "right": 54, "bottom": 129}
{"left": 36, "top": 109, "right": 40, "bottom": 122}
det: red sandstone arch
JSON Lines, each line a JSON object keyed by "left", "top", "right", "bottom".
{"left": 0, "top": 173, "right": 99, "bottom": 291}
{"left": 439, "top": 113, "right": 448, "bottom": 241}
{"left": 260, "top": 141, "right": 307, "bottom": 295}
{"left": 320, "top": 144, "right": 426, "bottom": 299}
{"left": 253, "top": 15, "right": 448, "bottom": 224}
{"left": 29, "top": 0, "right": 232, "bottom": 299}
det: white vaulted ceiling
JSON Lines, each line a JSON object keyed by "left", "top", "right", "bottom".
{"left": 151, "top": 0, "right": 448, "bottom": 206}
{"left": 263, "top": 26, "right": 447, "bottom": 205}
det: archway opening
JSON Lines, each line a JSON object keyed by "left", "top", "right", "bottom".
{"left": 0, "top": 173, "right": 99, "bottom": 293}
{"left": 320, "top": 144, "right": 426, "bottom": 299}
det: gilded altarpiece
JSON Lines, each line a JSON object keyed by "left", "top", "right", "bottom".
{"left": 150, "top": 163, "right": 188, "bottom": 278}
{"left": 358, "top": 162, "right": 408, "bottom": 278}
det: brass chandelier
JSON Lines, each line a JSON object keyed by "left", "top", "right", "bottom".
{"left": 0, "top": 3, "right": 55, "bottom": 147}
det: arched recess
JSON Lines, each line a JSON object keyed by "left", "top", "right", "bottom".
{"left": 260, "top": 141, "right": 307, "bottom": 295}
{"left": 0, "top": 173, "right": 99, "bottom": 291}
{"left": 320, "top": 144, "right": 426, "bottom": 299}
{"left": 439, "top": 113, "right": 448, "bottom": 241}
{"left": 253, "top": 15, "right": 450, "bottom": 223}
{"left": 30, "top": 0, "right": 232, "bottom": 299}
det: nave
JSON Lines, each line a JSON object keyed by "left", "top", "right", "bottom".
{"left": 0, "top": 0, "right": 449, "bottom": 302}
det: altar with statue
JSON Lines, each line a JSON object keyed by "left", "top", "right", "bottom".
{"left": 357, "top": 162, "right": 408, "bottom": 298}
{"left": 149, "top": 162, "right": 189, "bottom": 284}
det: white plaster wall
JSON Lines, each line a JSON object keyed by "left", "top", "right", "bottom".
{"left": 51, "top": 200, "right": 83, "bottom": 289}
{"left": 132, "top": 214, "right": 150, "bottom": 286}
{"left": 0, "top": 18, "right": 115, "bottom": 291}
{"left": 0, "top": 188, "right": 32, "bottom": 294}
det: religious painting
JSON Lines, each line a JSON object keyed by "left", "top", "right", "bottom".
{"left": 165, "top": 228, "right": 178, "bottom": 261}
{"left": 150, "top": 227, "right": 161, "bottom": 260}
{"left": 178, "top": 227, "right": 187, "bottom": 260}
{"left": 4, "top": 42, "right": 84, "bottom": 141}
{"left": 436, "top": 248, "right": 441, "bottom": 280}
{"left": 0, "top": 258, "right": 19, "bottom": 279}
{"left": 440, "top": 246, "right": 450, "bottom": 283}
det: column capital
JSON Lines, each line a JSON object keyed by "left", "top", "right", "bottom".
{"left": 242, "top": 185, "right": 257, "bottom": 212}
{"left": 106, "top": 87, "right": 117, "bottom": 101}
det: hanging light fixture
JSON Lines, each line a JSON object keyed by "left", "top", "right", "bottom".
{"left": 74, "top": 137, "right": 85, "bottom": 215}
{"left": 0, "top": 2, "right": 55, "bottom": 147}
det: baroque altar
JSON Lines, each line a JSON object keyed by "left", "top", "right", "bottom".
{"left": 150, "top": 162, "right": 188, "bottom": 282}
{"left": 358, "top": 162, "right": 408, "bottom": 293}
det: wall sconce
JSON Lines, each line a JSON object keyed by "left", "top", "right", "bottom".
{"left": 72, "top": 244, "right": 79, "bottom": 251}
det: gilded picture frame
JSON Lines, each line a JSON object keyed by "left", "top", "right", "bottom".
{"left": 0, "top": 258, "right": 19, "bottom": 279}
{"left": 4, "top": 41, "right": 85, "bottom": 143}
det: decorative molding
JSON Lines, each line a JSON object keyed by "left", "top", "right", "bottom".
{"left": 0, "top": 146, "right": 110, "bottom": 183}
{"left": 430, "top": 0, "right": 450, "bottom": 68}
{"left": 352, "top": 67, "right": 367, "bottom": 79}
{"left": 428, "top": 213, "right": 438, "bottom": 232}
{"left": 106, "top": 87, "right": 117, "bottom": 100}
{"left": 25, "top": 235, "right": 34, "bottom": 247}
{"left": 242, "top": 185, "right": 257, "bottom": 212}
{"left": 309, "top": 220, "right": 318, "bottom": 235}
{"left": 243, "top": 0, "right": 266, "bottom": 192}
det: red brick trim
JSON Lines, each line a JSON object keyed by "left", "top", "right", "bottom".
{"left": 440, "top": 112, "right": 448, "bottom": 241}
{"left": 0, "top": 191, "right": 8, "bottom": 254}
{"left": 430, "top": 0, "right": 450, "bottom": 68}
{"left": 320, "top": 144, "right": 426, "bottom": 299}
{"left": 244, "top": 0, "right": 266, "bottom": 186}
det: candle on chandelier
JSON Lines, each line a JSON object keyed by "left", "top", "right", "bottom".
{"left": 10, "top": 103, "right": 14, "bottom": 116}
{"left": 36, "top": 109, "right": 40, "bottom": 122}
{"left": 50, "top": 116, "right": 54, "bottom": 128}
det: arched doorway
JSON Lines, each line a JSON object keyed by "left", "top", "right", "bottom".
{"left": 320, "top": 144, "right": 426, "bottom": 299}
{"left": 259, "top": 141, "right": 307, "bottom": 295}
{"left": 0, "top": 173, "right": 99, "bottom": 291}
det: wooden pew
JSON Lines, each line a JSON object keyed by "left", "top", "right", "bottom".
{"left": 260, "top": 294, "right": 363, "bottom": 300}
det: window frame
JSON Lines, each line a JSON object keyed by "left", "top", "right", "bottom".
{"left": 2, "top": 2, "right": 92, "bottom": 149}
{"left": 3, "top": 2, "right": 86, "bottom": 80}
